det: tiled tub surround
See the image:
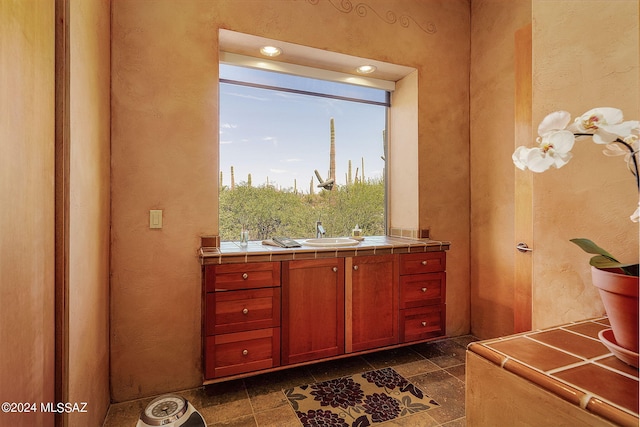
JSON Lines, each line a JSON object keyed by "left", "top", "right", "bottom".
{"left": 466, "top": 318, "right": 639, "bottom": 427}
{"left": 199, "top": 235, "right": 451, "bottom": 265}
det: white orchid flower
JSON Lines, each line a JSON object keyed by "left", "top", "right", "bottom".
{"left": 603, "top": 135, "right": 638, "bottom": 157}
{"left": 513, "top": 111, "right": 575, "bottom": 172}
{"left": 513, "top": 107, "right": 639, "bottom": 224}
{"left": 631, "top": 204, "right": 640, "bottom": 223}
{"left": 569, "top": 107, "right": 639, "bottom": 144}
{"left": 538, "top": 110, "right": 572, "bottom": 137}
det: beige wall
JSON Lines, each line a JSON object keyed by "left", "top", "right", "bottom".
{"left": 111, "top": 0, "right": 471, "bottom": 401}
{"left": 530, "top": 0, "right": 639, "bottom": 329}
{"left": 470, "top": 0, "right": 532, "bottom": 338}
{"left": 0, "top": 1, "right": 56, "bottom": 426}
{"left": 470, "top": 0, "right": 638, "bottom": 339}
{"left": 68, "top": 0, "right": 112, "bottom": 425}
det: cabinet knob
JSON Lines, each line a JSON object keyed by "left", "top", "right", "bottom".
{"left": 421, "top": 321, "right": 427, "bottom": 327}
{"left": 332, "top": 267, "right": 338, "bottom": 272}
{"left": 421, "top": 260, "right": 427, "bottom": 265}
{"left": 242, "top": 349, "right": 248, "bottom": 356}
{"left": 421, "top": 287, "right": 427, "bottom": 293}
{"left": 242, "top": 308, "right": 249, "bottom": 315}
{"left": 242, "top": 273, "right": 248, "bottom": 280}
{"left": 353, "top": 265, "right": 359, "bottom": 271}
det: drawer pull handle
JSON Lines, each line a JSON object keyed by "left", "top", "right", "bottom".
{"left": 242, "top": 273, "right": 248, "bottom": 280}
{"left": 353, "top": 265, "right": 359, "bottom": 271}
{"left": 421, "top": 321, "right": 427, "bottom": 327}
{"left": 242, "top": 308, "right": 249, "bottom": 315}
{"left": 421, "top": 260, "right": 427, "bottom": 265}
{"left": 332, "top": 267, "right": 338, "bottom": 273}
{"left": 421, "top": 287, "right": 427, "bottom": 292}
{"left": 242, "top": 349, "right": 248, "bottom": 356}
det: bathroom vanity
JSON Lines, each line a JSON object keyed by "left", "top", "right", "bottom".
{"left": 199, "top": 236, "right": 449, "bottom": 383}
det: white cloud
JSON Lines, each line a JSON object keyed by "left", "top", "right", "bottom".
{"left": 263, "top": 136, "right": 278, "bottom": 146}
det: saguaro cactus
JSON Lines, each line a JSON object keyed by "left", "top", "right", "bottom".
{"left": 329, "top": 118, "right": 336, "bottom": 190}
{"left": 230, "top": 166, "right": 235, "bottom": 190}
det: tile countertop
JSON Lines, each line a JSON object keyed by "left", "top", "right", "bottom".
{"left": 468, "top": 318, "right": 639, "bottom": 427}
{"left": 199, "top": 235, "right": 450, "bottom": 265}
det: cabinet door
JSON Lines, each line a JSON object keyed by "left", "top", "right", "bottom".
{"left": 347, "top": 254, "right": 399, "bottom": 352}
{"left": 282, "top": 258, "right": 345, "bottom": 364}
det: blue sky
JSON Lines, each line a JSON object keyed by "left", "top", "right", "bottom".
{"left": 219, "top": 68, "right": 387, "bottom": 193}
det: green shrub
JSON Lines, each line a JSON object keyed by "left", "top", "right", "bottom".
{"left": 219, "top": 179, "right": 385, "bottom": 241}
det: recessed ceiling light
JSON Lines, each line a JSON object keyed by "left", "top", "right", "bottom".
{"left": 260, "top": 46, "right": 282, "bottom": 57}
{"left": 356, "top": 65, "right": 377, "bottom": 74}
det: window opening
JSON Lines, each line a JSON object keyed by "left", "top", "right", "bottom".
{"left": 219, "top": 63, "right": 389, "bottom": 241}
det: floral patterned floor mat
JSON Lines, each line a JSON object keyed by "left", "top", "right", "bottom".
{"left": 284, "top": 367, "right": 439, "bottom": 426}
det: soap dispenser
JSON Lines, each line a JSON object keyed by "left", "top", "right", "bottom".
{"left": 351, "top": 224, "right": 363, "bottom": 240}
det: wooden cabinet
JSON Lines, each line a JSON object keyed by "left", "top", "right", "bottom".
{"left": 281, "top": 258, "right": 345, "bottom": 365}
{"left": 347, "top": 254, "right": 399, "bottom": 353}
{"left": 202, "top": 250, "right": 446, "bottom": 383}
{"left": 399, "top": 252, "right": 446, "bottom": 342}
{"left": 203, "top": 262, "right": 281, "bottom": 380}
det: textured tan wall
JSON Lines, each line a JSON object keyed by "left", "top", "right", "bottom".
{"left": 530, "top": 0, "right": 639, "bottom": 329}
{"left": 68, "top": 0, "right": 112, "bottom": 425}
{"left": 469, "top": 0, "right": 638, "bottom": 339}
{"left": 470, "top": 0, "right": 532, "bottom": 338}
{"left": 0, "top": 1, "right": 56, "bottom": 426}
{"left": 111, "top": 0, "right": 471, "bottom": 401}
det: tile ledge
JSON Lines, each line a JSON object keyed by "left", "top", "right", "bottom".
{"left": 468, "top": 320, "right": 639, "bottom": 425}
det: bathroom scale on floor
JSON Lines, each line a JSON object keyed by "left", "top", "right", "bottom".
{"left": 136, "top": 394, "right": 206, "bottom": 427}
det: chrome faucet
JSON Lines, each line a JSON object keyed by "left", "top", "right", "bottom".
{"left": 316, "top": 221, "right": 326, "bottom": 239}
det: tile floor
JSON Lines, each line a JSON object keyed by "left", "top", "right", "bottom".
{"left": 103, "top": 335, "right": 478, "bottom": 427}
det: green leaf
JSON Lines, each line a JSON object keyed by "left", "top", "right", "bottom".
{"left": 570, "top": 239, "right": 639, "bottom": 276}
{"left": 569, "top": 238, "right": 619, "bottom": 262}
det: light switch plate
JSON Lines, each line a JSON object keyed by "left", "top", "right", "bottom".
{"left": 149, "top": 210, "right": 163, "bottom": 229}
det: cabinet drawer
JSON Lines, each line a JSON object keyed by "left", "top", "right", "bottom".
{"left": 400, "top": 305, "right": 445, "bottom": 342}
{"left": 205, "top": 328, "right": 280, "bottom": 379}
{"left": 399, "top": 252, "right": 446, "bottom": 275}
{"left": 205, "top": 262, "right": 281, "bottom": 291}
{"left": 399, "top": 272, "right": 445, "bottom": 308}
{"left": 206, "top": 288, "right": 281, "bottom": 335}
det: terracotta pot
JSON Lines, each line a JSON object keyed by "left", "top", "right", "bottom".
{"left": 591, "top": 266, "right": 639, "bottom": 353}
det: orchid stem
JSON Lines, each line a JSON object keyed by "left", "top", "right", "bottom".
{"left": 615, "top": 137, "right": 640, "bottom": 191}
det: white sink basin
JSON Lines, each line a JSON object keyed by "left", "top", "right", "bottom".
{"left": 303, "top": 238, "right": 360, "bottom": 247}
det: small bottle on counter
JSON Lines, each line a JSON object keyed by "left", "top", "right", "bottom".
{"left": 240, "top": 227, "right": 249, "bottom": 247}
